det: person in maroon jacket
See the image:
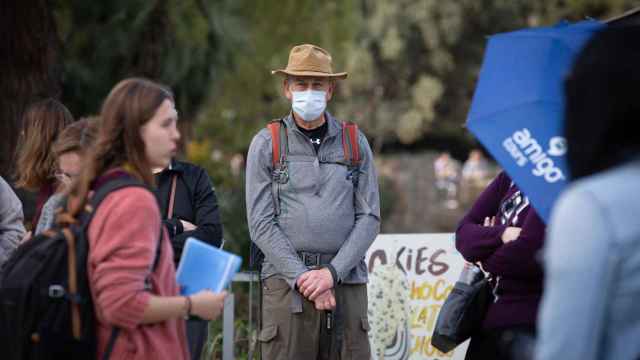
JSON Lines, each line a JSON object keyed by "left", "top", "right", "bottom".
{"left": 455, "top": 171, "right": 545, "bottom": 360}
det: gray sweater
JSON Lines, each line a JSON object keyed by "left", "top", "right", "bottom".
{"left": 245, "top": 112, "right": 381, "bottom": 287}
{"left": 0, "top": 176, "right": 25, "bottom": 268}
{"left": 34, "top": 193, "right": 65, "bottom": 236}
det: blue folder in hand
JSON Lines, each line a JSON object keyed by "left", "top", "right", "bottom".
{"left": 176, "top": 237, "right": 242, "bottom": 295}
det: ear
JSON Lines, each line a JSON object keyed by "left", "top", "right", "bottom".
{"left": 325, "top": 80, "right": 336, "bottom": 102}
{"left": 283, "top": 78, "right": 293, "bottom": 101}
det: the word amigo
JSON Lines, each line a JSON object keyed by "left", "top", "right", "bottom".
{"left": 502, "top": 128, "right": 566, "bottom": 183}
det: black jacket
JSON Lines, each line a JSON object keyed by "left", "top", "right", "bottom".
{"left": 155, "top": 160, "right": 223, "bottom": 265}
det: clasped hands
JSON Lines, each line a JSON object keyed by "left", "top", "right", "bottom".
{"left": 483, "top": 216, "right": 521, "bottom": 243}
{"left": 296, "top": 267, "right": 336, "bottom": 311}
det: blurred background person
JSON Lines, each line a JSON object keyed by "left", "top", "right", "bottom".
{"left": 462, "top": 149, "right": 490, "bottom": 187}
{"left": 0, "top": 176, "right": 25, "bottom": 270}
{"left": 33, "top": 118, "right": 97, "bottom": 236}
{"left": 434, "top": 152, "right": 461, "bottom": 209}
{"left": 14, "top": 99, "right": 74, "bottom": 229}
{"left": 456, "top": 170, "right": 545, "bottom": 360}
{"left": 460, "top": 149, "right": 492, "bottom": 208}
{"left": 154, "top": 157, "right": 224, "bottom": 360}
{"left": 537, "top": 25, "right": 640, "bottom": 360}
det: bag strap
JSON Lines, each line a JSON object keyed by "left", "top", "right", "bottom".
{"left": 266, "top": 119, "right": 288, "bottom": 217}
{"left": 84, "top": 177, "right": 148, "bottom": 218}
{"left": 341, "top": 121, "right": 361, "bottom": 168}
{"left": 65, "top": 176, "right": 161, "bottom": 355}
{"left": 267, "top": 119, "right": 288, "bottom": 169}
{"left": 167, "top": 173, "right": 178, "bottom": 219}
{"left": 102, "top": 328, "right": 120, "bottom": 360}
{"left": 269, "top": 119, "right": 359, "bottom": 169}
{"left": 60, "top": 177, "right": 147, "bottom": 342}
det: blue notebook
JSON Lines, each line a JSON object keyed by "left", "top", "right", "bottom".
{"left": 176, "top": 237, "right": 242, "bottom": 295}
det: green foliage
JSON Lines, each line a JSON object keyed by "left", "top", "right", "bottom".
{"left": 54, "top": 0, "right": 238, "bottom": 119}
{"left": 194, "top": 0, "right": 359, "bottom": 152}
{"left": 193, "top": 0, "right": 639, "bottom": 159}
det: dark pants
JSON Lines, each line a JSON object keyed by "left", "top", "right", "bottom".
{"left": 259, "top": 277, "right": 371, "bottom": 360}
{"left": 186, "top": 318, "right": 209, "bottom": 360}
{"left": 465, "top": 325, "right": 535, "bottom": 360}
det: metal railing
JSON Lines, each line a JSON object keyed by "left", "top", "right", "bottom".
{"left": 222, "top": 271, "right": 260, "bottom": 360}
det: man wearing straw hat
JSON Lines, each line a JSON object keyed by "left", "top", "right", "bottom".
{"left": 245, "top": 44, "right": 380, "bottom": 359}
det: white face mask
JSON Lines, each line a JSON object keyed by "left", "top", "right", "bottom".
{"left": 291, "top": 90, "right": 327, "bottom": 122}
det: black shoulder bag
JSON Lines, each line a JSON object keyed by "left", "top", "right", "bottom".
{"left": 431, "top": 263, "right": 494, "bottom": 353}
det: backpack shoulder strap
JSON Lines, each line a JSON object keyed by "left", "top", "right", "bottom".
{"left": 266, "top": 119, "right": 288, "bottom": 169}
{"left": 265, "top": 119, "right": 289, "bottom": 219}
{"left": 83, "top": 176, "right": 146, "bottom": 218}
{"left": 342, "top": 121, "right": 361, "bottom": 168}
{"left": 83, "top": 177, "right": 164, "bottom": 271}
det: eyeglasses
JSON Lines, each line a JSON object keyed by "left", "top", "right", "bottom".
{"left": 54, "top": 170, "right": 79, "bottom": 184}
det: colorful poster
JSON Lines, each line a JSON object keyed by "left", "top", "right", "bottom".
{"left": 366, "top": 233, "right": 468, "bottom": 360}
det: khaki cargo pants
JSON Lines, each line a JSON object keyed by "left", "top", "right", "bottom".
{"left": 259, "top": 277, "right": 371, "bottom": 360}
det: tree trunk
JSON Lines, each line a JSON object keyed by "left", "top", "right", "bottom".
{"left": 0, "top": 0, "right": 62, "bottom": 181}
{"left": 0, "top": 0, "right": 62, "bottom": 222}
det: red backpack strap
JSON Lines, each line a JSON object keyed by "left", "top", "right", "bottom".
{"left": 266, "top": 119, "right": 288, "bottom": 169}
{"left": 342, "top": 121, "right": 361, "bottom": 167}
{"left": 267, "top": 121, "right": 281, "bottom": 168}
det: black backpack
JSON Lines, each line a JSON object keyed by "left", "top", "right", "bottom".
{"left": 249, "top": 119, "right": 362, "bottom": 271}
{"left": 0, "top": 176, "right": 161, "bottom": 360}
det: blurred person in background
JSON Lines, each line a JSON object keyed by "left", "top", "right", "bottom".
{"left": 153, "top": 157, "right": 223, "bottom": 360}
{"left": 33, "top": 118, "right": 98, "bottom": 236}
{"left": 0, "top": 176, "right": 25, "bottom": 270}
{"left": 462, "top": 149, "right": 490, "bottom": 187}
{"left": 456, "top": 169, "right": 546, "bottom": 360}
{"left": 460, "top": 149, "right": 492, "bottom": 208}
{"left": 434, "top": 152, "right": 461, "bottom": 209}
{"left": 537, "top": 26, "right": 640, "bottom": 360}
{"left": 14, "top": 99, "right": 74, "bottom": 229}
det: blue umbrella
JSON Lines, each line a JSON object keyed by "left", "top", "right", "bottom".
{"left": 466, "top": 20, "right": 604, "bottom": 222}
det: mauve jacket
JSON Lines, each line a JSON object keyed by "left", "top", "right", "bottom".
{"left": 88, "top": 184, "right": 189, "bottom": 360}
{"left": 455, "top": 171, "right": 545, "bottom": 330}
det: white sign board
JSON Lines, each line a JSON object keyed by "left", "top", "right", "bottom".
{"left": 366, "top": 233, "right": 468, "bottom": 360}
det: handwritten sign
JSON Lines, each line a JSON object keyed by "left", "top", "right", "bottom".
{"left": 366, "top": 233, "right": 468, "bottom": 360}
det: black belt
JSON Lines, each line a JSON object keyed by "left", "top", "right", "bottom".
{"left": 290, "top": 251, "right": 335, "bottom": 313}
{"left": 298, "top": 251, "right": 334, "bottom": 268}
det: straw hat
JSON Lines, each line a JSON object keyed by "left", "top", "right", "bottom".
{"left": 272, "top": 44, "right": 347, "bottom": 79}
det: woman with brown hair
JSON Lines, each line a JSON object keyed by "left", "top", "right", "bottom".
{"left": 15, "top": 98, "right": 74, "bottom": 227}
{"left": 33, "top": 118, "right": 98, "bottom": 235}
{"left": 67, "top": 78, "right": 225, "bottom": 359}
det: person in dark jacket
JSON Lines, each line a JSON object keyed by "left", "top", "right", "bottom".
{"left": 154, "top": 158, "right": 224, "bottom": 360}
{"left": 455, "top": 171, "right": 545, "bottom": 360}
{"left": 154, "top": 159, "right": 224, "bottom": 260}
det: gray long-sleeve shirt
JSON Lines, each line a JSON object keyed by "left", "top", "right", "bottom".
{"left": 0, "top": 176, "right": 25, "bottom": 268}
{"left": 245, "top": 112, "right": 381, "bottom": 287}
